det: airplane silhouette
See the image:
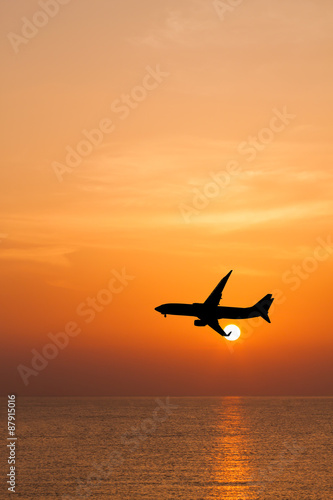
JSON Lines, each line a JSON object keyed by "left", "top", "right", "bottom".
{"left": 155, "top": 271, "right": 274, "bottom": 337}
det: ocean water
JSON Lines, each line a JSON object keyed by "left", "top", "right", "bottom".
{"left": 0, "top": 397, "right": 332, "bottom": 499}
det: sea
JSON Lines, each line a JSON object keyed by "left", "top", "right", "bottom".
{"left": 0, "top": 397, "right": 332, "bottom": 499}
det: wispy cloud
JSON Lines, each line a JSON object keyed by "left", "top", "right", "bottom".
{"left": 129, "top": 5, "right": 217, "bottom": 49}
{"left": 0, "top": 243, "right": 75, "bottom": 267}
{"left": 196, "top": 200, "right": 333, "bottom": 233}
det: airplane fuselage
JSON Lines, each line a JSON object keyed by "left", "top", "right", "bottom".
{"left": 155, "top": 302, "right": 261, "bottom": 320}
{"left": 154, "top": 271, "right": 273, "bottom": 337}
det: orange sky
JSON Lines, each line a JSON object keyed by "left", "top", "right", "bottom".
{"left": 1, "top": 0, "right": 332, "bottom": 396}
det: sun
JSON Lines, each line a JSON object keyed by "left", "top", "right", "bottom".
{"left": 224, "top": 324, "right": 241, "bottom": 341}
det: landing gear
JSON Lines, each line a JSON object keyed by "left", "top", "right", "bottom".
{"left": 164, "top": 314, "right": 167, "bottom": 318}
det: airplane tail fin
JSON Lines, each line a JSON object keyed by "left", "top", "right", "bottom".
{"left": 254, "top": 294, "right": 274, "bottom": 323}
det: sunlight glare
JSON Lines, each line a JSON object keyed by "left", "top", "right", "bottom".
{"left": 224, "top": 324, "right": 241, "bottom": 342}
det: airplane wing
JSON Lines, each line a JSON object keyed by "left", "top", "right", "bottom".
{"left": 207, "top": 319, "right": 230, "bottom": 337}
{"left": 204, "top": 271, "right": 233, "bottom": 307}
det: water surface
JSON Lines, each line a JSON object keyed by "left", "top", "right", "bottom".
{"left": 0, "top": 397, "right": 332, "bottom": 499}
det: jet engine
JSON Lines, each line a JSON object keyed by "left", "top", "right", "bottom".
{"left": 194, "top": 319, "right": 206, "bottom": 327}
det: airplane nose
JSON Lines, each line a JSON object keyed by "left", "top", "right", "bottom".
{"left": 155, "top": 305, "right": 163, "bottom": 313}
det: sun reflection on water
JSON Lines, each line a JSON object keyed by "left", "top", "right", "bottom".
{"left": 211, "top": 397, "right": 258, "bottom": 499}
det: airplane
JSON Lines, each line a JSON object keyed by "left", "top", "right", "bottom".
{"left": 155, "top": 271, "right": 274, "bottom": 337}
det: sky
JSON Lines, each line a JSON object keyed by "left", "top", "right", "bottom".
{"left": 0, "top": 0, "right": 332, "bottom": 396}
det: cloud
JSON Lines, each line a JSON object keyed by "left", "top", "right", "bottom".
{"left": 130, "top": 5, "right": 217, "bottom": 49}
{"left": 46, "top": 278, "right": 87, "bottom": 291}
{"left": 196, "top": 200, "right": 333, "bottom": 233}
{"left": 0, "top": 244, "right": 75, "bottom": 267}
{"left": 228, "top": 266, "right": 277, "bottom": 277}
{"left": 129, "top": 0, "right": 333, "bottom": 57}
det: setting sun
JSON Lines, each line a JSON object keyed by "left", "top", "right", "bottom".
{"left": 224, "top": 325, "right": 241, "bottom": 342}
